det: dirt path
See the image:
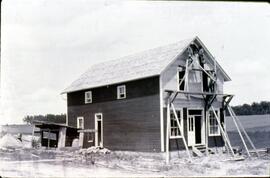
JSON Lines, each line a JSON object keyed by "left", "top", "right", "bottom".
{"left": 0, "top": 148, "right": 269, "bottom": 177}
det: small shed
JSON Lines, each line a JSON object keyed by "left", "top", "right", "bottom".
{"left": 33, "top": 121, "right": 79, "bottom": 148}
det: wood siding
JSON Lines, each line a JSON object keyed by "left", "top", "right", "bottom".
{"left": 160, "top": 40, "right": 226, "bottom": 150}
{"left": 68, "top": 76, "right": 159, "bottom": 106}
{"left": 67, "top": 76, "right": 161, "bottom": 152}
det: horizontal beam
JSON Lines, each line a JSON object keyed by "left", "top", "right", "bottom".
{"left": 165, "top": 90, "right": 234, "bottom": 97}
{"left": 178, "top": 65, "right": 214, "bottom": 73}
{"left": 78, "top": 129, "right": 96, "bottom": 133}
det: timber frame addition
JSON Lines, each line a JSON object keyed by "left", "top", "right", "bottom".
{"left": 164, "top": 44, "right": 259, "bottom": 163}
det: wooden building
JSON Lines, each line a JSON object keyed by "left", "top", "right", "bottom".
{"left": 33, "top": 121, "right": 78, "bottom": 148}
{"left": 62, "top": 36, "right": 234, "bottom": 155}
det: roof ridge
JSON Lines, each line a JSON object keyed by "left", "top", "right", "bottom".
{"left": 84, "top": 37, "right": 194, "bottom": 71}
{"left": 63, "top": 37, "right": 232, "bottom": 94}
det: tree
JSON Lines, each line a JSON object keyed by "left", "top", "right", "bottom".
{"left": 23, "top": 114, "right": 66, "bottom": 124}
{"left": 231, "top": 101, "right": 270, "bottom": 116}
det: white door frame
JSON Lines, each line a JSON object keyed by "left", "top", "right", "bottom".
{"left": 187, "top": 115, "right": 195, "bottom": 146}
{"left": 187, "top": 108, "right": 205, "bottom": 146}
{"left": 95, "top": 113, "right": 103, "bottom": 147}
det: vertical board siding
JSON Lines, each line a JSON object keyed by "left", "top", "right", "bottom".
{"left": 67, "top": 76, "right": 161, "bottom": 152}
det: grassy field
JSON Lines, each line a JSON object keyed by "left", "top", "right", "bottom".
{"left": 226, "top": 114, "right": 270, "bottom": 149}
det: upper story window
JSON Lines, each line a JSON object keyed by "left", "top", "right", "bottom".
{"left": 208, "top": 110, "right": 220, "bottom": 136}
{"left": 117, "top": 85, "right": 126, "bottom": 99}
{"left": 177, "top": 67, "right": 185, "bottom": 91}
{"left": 170, "top": 109, "right": 183, "bottom": 138}
{"left": 77, "top": 116, "right": 84, "bottom": 129}
{"left": 85, "top": 91, "right": 92, "bottom": 104}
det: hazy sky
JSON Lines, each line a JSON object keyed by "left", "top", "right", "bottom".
{"left": 1, "top": 0, "right": 270, "bottom": 124}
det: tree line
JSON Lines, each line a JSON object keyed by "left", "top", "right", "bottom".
{"left": 23, "top": 114, "right": 66, "bottom": 124}
{"left": 22, "top": 101, "right": 270, "bottom": 124}
{"left": 231, "top": 101, "right": 270, "bottom": 116}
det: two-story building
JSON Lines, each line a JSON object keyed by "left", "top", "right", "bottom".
{"left": 61, "top": 36, "right": 232, "bottom": 155}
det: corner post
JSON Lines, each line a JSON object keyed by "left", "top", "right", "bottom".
{"left": 166, "top": 98, "right": 171, "bottom": 164}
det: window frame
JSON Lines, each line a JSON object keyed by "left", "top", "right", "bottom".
{"left": 77, "top": 116, "right": 84, "bottom": 129}
{"left": 85, "top": 91, "right": 92, "bottom": 104}
{"left": 177, "top": 67, "right": 186, "bottom": 91}
{"left": 208, "top": 109, "right": 221, "bottom": 136}
{"left": 170, "top": 108, "right": 183, "bottom": 139}
{"left": 117, "top": 85, "right": 126, "bottom": 99}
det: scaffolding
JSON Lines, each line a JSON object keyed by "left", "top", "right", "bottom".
{"left": 164, "top": 45, "right": 258, "bottom": 163}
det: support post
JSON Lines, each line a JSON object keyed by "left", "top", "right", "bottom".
{"left": 222, "top": 122, "right": 231, "bottom": 155}
{"left": 228, "top": 106, "right": 260, "bottom": 157}
{"left": 205, "top": 111, "right": 209, "bottom": 156}
{"left": 210, "top": 106, "right": 235, "bottom": 157}
{"left": 184, "top": 59, "right": 190, "bottom": 99}
{"left": 171, "top": 103, "right": 191, "bottom": 160}
{"left": 47, "top": 130, "right": 51, "bottom": 149}
{"left": 166, "top": 100, "right": 171, "bottom": 164}
{"left": 32, "top": 125, "right": 35, "bottom": 148}
{"left": 228, "top": 107, "right": 251, "bottom": 157}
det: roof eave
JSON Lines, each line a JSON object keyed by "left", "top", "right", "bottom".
{"left": 61, "top": 74, "right": 161, "bottom": 94}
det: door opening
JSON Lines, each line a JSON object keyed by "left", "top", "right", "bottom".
{"left": 95, "top": 113, "right": 103, "bottom": 147}
{"left": 195, "top": 116, "right": 202, "bottom": 144}
{"left": 187, "top": 109, "right": 204, "bottom": 146}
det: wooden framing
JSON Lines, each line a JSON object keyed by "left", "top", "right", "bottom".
{"left": 166, "top": 95, "right": 191, "bottom": 164}
{"left": 227, "top": 106, "right": 259, "bottom": 157}
{"left": 171, "top": 103, "right": 191, "bottom": 159}
{"left": 210, "top": 106, "right": 235, "bottom": 157}
{"left": 228, "top": 107, "right": 250, "bottom": 157}
{"left": 164, "top": 51, "right": 235, "bottom": 162}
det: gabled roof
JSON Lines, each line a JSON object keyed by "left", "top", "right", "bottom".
{"left": 62, "top": 36, "right": 231, "bottom": 94}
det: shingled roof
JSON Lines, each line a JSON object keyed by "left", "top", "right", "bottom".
{"left": 62, "top": 37, "right": 230, "bottom": 94}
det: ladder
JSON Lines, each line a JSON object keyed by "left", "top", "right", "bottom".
{"left": 227, "top": 105, "right": 260, "bottom": 157}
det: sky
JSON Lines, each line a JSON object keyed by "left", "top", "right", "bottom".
{"left": 1, "top": 0, "right": 270, "bottom": 124}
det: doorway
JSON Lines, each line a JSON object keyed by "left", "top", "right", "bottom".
{"left": 95, "top": 113, "right": 103, "bottom": 147}
{"left": 187, "top": 109, "right": 205, "bottom": 146}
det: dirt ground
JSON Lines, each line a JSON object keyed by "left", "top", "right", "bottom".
{"left": 0, "top": 147, "right": 269, "bottom": 177}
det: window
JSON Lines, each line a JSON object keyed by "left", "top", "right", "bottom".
{"left": 85, "top": 91, "right": 92, "bottom": 104}
{"left": 188, "top": 116, "right": 194, "bottom": 132}
{"left": 170, "top": 110, "right": 183, "bottom": 138}
{"left": 177, "top": 68, "right": 185, "bottom": 91}
{"left": 43, "top": 132, "right": 57, "bottom": 140}
{"left": 208, "top": 110, "right": 220, "bottom": 136}
{"left": 77, "top": 117, "right": 84, "bottom": 129}
{"left": 117, "top": 85, "right": 126, "bottom": 99}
